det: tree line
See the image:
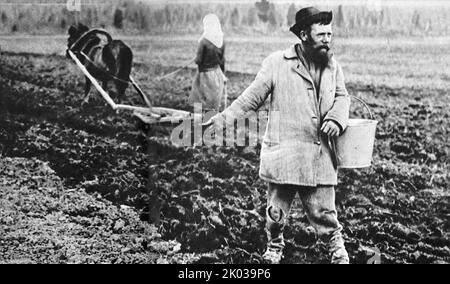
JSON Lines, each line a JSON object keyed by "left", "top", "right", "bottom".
{"left": 0, "top": 0, "right": 448, "bottom": 37}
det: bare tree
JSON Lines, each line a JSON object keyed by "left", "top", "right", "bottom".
{"left": 255, "top": 0, "right": 270, "bottom": 23}
{"left": 287, "top": 3, "right": 297, "bottom": 27}
{"left": 113, "top": 8, "right": 124, "bottom": 29}
{"left": 336, "top": 5, "right": 345, "bottom": 28}
{"left": 230, "top": 7, "right": 241, "bottom": 27}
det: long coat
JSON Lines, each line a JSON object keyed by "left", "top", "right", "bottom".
{"left": 222, "top": 44, "right": 350, "bottom": 186}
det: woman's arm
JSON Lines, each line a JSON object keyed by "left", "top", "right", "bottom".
{"left": 194, "top": 39, "right": 205, "bottom": 67}
{"left": 219, "top": 44, "right": 225, "bottom": 72}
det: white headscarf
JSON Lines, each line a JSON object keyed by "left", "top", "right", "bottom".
{"left": 200, "top": 13, "right": 224, "bottom": 48}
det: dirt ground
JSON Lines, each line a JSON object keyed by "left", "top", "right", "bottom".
{"left": 0, "top": 51, "right": 449, "bottom": 264}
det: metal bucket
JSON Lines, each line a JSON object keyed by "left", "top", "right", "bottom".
{"left": 333, "top": 96, "right": 378, "bottom": 169}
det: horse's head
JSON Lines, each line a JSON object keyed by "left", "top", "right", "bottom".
{"left": 66, "top": 23, "right": 90, "bottom": 58}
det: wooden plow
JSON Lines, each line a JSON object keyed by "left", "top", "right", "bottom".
{"left": 67, "top": 30, "right": 201, "bottom": 125}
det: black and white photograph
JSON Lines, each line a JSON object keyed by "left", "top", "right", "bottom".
{"left": 0, "top": 0, "right": 449, "bottom": 267}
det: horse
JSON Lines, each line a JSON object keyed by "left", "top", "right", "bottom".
{"left": 66, "top": 23, "right": 133, "bottom": 104}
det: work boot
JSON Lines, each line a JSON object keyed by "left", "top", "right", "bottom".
{"left": 264, "top": 204, "right": 287, "bottom": 264}
{"left": 262, "top": 247, "right": 283, "bottom": 264}
{"left": 328, "top": 231, "right": 350, "bottom": 264}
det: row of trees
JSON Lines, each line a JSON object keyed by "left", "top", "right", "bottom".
{"left": 0, "top": 1, "right": 448, "bottom": 36}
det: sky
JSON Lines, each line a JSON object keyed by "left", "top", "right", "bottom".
{"left": 2, "top": 0, "right": 448, "bottom": 7}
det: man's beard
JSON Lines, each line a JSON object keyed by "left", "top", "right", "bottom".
{"left": 303, "top": 39, "right": 332, "bottom": 68}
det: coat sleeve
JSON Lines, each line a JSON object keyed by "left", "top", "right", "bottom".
{"left": 221, "top": 54, "right": 274, "bottom": 120}
{"left": 324, "top": 62, "right": 350, "bottom": 131}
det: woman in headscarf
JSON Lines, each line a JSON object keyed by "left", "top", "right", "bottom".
{"left": 189, "top": 13, "right": 227, "bottom": 112}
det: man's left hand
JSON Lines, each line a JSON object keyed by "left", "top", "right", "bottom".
{"left": 321, "top": 120, "right": 341, "bottom": 137}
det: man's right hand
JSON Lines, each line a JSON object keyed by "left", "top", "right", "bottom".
{"left": 202, "top": 113, "right": 223, "bottom": 130}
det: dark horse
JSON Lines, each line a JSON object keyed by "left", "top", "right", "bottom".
{"left": 67, "top": 23, "right": 133, "bottom": 104}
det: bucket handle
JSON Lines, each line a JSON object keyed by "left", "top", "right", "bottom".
{"left": 350, "top": 95, "right": 374, "bottom": 120}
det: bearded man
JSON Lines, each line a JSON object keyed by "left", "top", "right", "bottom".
{"left": 204, "top": 7, "right": 351, "bottom": 264}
